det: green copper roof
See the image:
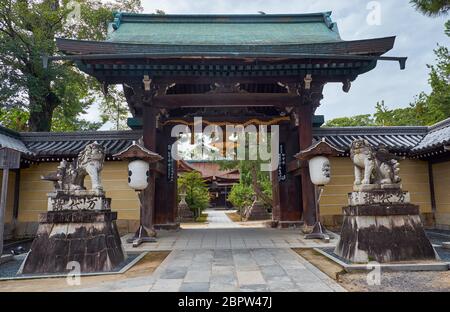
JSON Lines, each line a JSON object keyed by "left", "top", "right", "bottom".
{"left": 106, "top": 13, "right": 342, "bottom": 45}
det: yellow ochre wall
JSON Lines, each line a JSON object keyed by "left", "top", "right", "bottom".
{"left": 7, "top": 158, "right": 440, "bottom": 229}
{"left": 320, "top": 158, "right": 433, "bottom": 217}
{"left": 433, "top": 161, "right": 450, "bottom": 229}
{"left": 17, "top": 162, "right": 140, "bottom": 223}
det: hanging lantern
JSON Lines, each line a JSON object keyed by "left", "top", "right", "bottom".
{"left": 114, "top": 141, "right": 163, "bottom": 191}
{"left": 296, "top": 138, "right": 343, "bottom": 186}
{"left": 128, "top": 159, "right": 150, "bottom": 191}
{"left": 308, "top": 156, "right": 331, "bottom": 186}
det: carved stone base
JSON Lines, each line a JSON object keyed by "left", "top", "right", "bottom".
{"left": 245, "top": 200, "right": 271, "bottom": 221}
{"left": 22, "top": 211, "right": 126, "bottom": 274}
{"left": 335, "top": 203, "right": 437, "bottom": 263}
{"left": 47, "top": 191, "right": 111, "bottom": 211}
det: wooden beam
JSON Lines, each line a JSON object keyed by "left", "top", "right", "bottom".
{"left": 152, "top": 93, "right": 301, "bottom": 108}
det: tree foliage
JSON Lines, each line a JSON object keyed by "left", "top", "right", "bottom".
{"left": 228, "top": 183, "right": 254, "bottom": 211}
{"left": 0, "top": 0, "right": 142, "bottom": 131}
{"left": 410, "top": 0, "right": 450, "bottom": 16}
{"left": 99, "top": 85, "right": 130, "bottom": 130}
{"left": 178, "top": 171, "right": 210, "bottom": 217}
{"left": 325, "top": 44, "right": 449, "bottom": 127}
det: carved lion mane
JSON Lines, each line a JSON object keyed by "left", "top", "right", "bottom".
{"left": 76, "top": 142, "right": 106, "bottom": 192}
{"left": 350, "top": 139, "right": 401, "bottom": 188}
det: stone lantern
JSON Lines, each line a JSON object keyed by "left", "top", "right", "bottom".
{"left": 177, "top": 184, "right": 194, "bottom": 222}
{"left": 296, "top": 138, "right": 344, "bottom": 241}
{"left": 114, "top": 141, "right": 163, "bottom": 247}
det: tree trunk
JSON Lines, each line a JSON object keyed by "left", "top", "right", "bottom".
{"left": 28, "top": 92, "right": 59, "bottom": 132}
{"left": 250, "top": 164, "right": 273, "bottom": 208}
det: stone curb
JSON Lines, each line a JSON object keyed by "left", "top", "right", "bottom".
{"left": 0, "top": 251, "right": 147, "bottom": 281}
{"left": 313, "top": 248, "right": 450, "bottom": 273}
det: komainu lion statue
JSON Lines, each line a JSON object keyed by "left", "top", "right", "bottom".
{"left": 42, "top": 142, "right": 106, "bottom": 193}
{"left": 350, "top": 140, "right": 401, "bottom": 189}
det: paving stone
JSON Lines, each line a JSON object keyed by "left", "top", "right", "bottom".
{"left": 260, "top": 265, "right": 288, "bottom": 280}
{"left": 159, "top": 266, "right": 188, "bottom": 279}
{"left": 267, "top": 281, "right": 297, "bottom": 292}
{"left": 236, "top": 270, "right": 266, "bottom": 285}
{"left": 239, "top": 284, "right": 270, "bottom": 292}
{"left": 150, "top": 279, "right": 183, "bottom": 292}
{"left": 180, "top": 282, "right": 210, "bottom": 292}
{"left": 184, "top": 270, "right": 211, "bottom": 283}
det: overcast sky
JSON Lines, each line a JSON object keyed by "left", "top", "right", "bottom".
{"left": 93, "top": 0, "right": 449, "bottom": 128}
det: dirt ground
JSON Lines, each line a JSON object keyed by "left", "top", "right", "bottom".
{"left": 0, "top": 251, "right": 169, "bottom": 292}
{"left": 225, "top": 211, "right": 242, "bottom": 222}
{"left": 294, "top": 248, "right": 450, "bottom": 292}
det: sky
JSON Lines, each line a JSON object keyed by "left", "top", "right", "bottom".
{"left": 91, "top": 0, "right": 449, "bottom": 129}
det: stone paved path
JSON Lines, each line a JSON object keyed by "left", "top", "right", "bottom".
{"left": 122, "top": 210, "right": 336, "bottom": 251}
{"left": 146, "top": 248, "right": 345, "bottom": 292}
{"left": 205, "top": 209, "right": 239, "bottom": 228}
{"left": 70, "top": 209, "right": 344, "bottom": 292}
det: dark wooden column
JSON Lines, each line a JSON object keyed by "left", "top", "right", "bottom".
{"left": 141, "top": 103, "right": 158, "bottom": 235}
{"left": 154, "top": 125, "right": 179, "bottom": 229}
{"left": 296, "top": 81, "right": 324, "bottom": 231}
{"left": 272, "top": 123, "right": 302, "bottom": 228}
{"left": 297, "top": 103, "right": 316, "bottom": 228}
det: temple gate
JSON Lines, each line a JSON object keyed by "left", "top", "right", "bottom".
{"left": 49, "top": 12, "right": 405, "bottom": 233}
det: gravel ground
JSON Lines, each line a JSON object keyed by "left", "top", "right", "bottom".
{"left": 340, "top": 271, "right": 450, "bottom": 292}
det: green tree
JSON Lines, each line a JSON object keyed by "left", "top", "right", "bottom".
{"left": 410, "top": 0, "right": 450, "bottom": 16}
{"left": 0, "top": 0, "right": 142, "bottom": 131}
{"left": 178, "top": 171, "right": 210, "bottom": 217}
{"left": 324, "top": 114, "right": 376, "bottom": 127}
{"left": 99, "top": 86, "right": 130, "bottom": 130}
{"left": 228, "top": 183, "right": 254, "bottom": 214}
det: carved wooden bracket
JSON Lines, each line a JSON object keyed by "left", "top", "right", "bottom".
{"left": 277, "top": 82, "right": 301, "bottom": 95}
{"left": 342, "top": 79, "right": 351, "bottom": 93}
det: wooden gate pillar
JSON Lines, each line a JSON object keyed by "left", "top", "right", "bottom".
{"left": 141, "top": 103, "right": 158, "bottom": 236}
{"left": 154, "top": 125, "right": 179, "bottom": 229}
{"left": 296, "top": 103, "right": 316, "bottom": 229}
{"left": 272, "top": 123, "right": 302, "bottom": 228}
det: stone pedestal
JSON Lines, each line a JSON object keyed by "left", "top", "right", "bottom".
{"left": 335, "top": 190, "right": 436, "bottom": 263}
{"left": 245, "top": 200, "right": 271, "bottom": 221}
{"left": 22, "top": 210, "right": 126, "bottom": 274}
{"left": 47, "top": 191, "right": 111, "bottom": 211}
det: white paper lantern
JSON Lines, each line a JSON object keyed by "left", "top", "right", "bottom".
{"left": 308, "top": 156, "right": 331, "bottom": 186}
{"left": 128, "top": 160, "right": 150, "bottom": 191}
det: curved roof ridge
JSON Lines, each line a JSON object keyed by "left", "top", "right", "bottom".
{"left": 428, "top": 117, "right": 450, "bottom": 132}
